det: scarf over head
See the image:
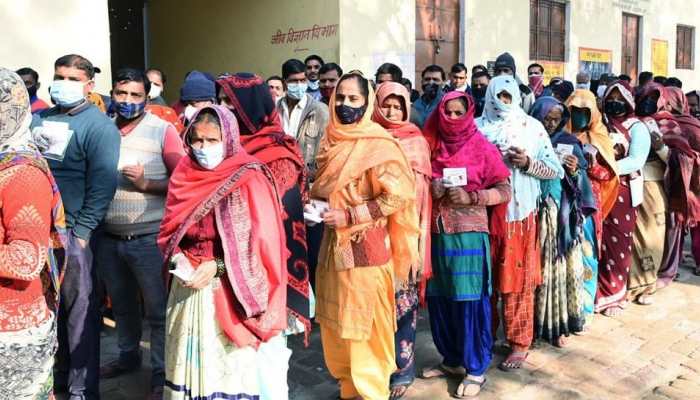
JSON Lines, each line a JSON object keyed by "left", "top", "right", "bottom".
{"left": 477, "top": 75, "right": 564, "bottom": 222}
{"left": 0, "top": 68, "right": 67, "bottom": 311}
{"left": 566, "top": 88, "right": 620, "bottom": 218}
{"left": 423, "top": 90, "right": 510, "bottom": 191}
{"left": 531, "top": 96, "right": 596, "bottom": 255}
{"left": 158, "top": 105, "right": 287, "bottom": 346}
{"left": 311, "top": 74, "right": 419, "bottom": 283}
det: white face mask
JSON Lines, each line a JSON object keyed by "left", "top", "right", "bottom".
{"left": 148, "top": 84, "right": 163, "bottom": 99}
{"left": 191, "top": 143, "right": 224, "bottom": 170}
{"left": 576, "top": 82, "right": 591, "bottom": 90}
{"left": 184, "top": 105, "right": 197, "bottom": 121}
{"left": 50, "top": 79, "right": 87, "bottom": 107}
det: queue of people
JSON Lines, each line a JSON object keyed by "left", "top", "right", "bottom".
{"left": 2, "top": 49, "right": 700, "bottom": 400}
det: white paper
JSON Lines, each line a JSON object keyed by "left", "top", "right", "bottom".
{"left": 630, "top": 173, "right": 644, "bottom": 207}
{"left": 118, "top": 154, "right": 140, "bottom": 171}
{"left": 169, "top": 263, "right": 194, "bottom": 282}
{"left": 304, "top": 200, "right": 329, "bottom": 224}
{"left": 443, "top": 167, "right": 467, "bottom": 188}
{"left": 556, "top": 143, "right": 575, "bottom": 162}
{"left": 33, "top": 122, "right": 74, "bottom": 161}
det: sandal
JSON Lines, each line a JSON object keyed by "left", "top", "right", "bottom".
{"left": 453, "top": 376, "right": 486, "bottom": 398}
{"left": 498, "top": 351, "right": 528, "bottom": 371}
{"left": 601, "top": 306, "right": 623, "bottom": 317}
{"left": 421, "top": 363, "right": 464, "bottom": 379}
{"left": 389, "top": 383, "right": 411, "bottom": 400}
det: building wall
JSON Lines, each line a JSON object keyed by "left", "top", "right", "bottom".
{"left": 466, "top": 0, "right": 700, "bottom": 88}
{"left": 148, "top": 0, "right": 339, "bottom": 101}
{"left": 0, "top": 0, "right": 113, "bottom": 99}
{"left": 338, "top": 0, "right": 416, "bottom": 83}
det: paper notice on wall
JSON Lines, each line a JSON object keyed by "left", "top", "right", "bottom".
{"left": 651, "top": 39, "right": 668, "bottom": 77}
{"left": 579, "top": 47, "right": 613, "bottom": 80}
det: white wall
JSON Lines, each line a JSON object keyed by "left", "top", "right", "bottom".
{"left": 338, "top": 0, "right": 416, "bottom": 83}
{"left": 0, "top": 0, "right": 113, "bottom": 99}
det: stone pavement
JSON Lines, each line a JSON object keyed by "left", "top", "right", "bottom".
{"left": 84, "top": 253, "right": 700, "bottom": 400}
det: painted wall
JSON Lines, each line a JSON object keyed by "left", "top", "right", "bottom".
{"left": 0, "top": 0, "right": 113, "bottom": 99}
{"left": 466, "top": 0, "right": 700, "bottom": 88}
{"left": 148, "top": 0, "right": 339, "bottom": 102}
{"left": 338, "top": 0, "right": 416, "bottom": 83}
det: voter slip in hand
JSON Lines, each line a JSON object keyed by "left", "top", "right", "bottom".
{"left": 303, "top": 199, "right": 329, "bottom": 224}
{"left": 555, "top": 143, "right": 574, "bottom": 162}
{"left": 169, "top": 262, "right": 195, "bottom": 283}
{"left": 442, "top": 167, "right": 468, "bottom": 188}
{"left": 32, "top": 121, "right": 74, "bottom": 161}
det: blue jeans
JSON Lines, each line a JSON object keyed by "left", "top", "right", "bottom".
{"left": 95, "top": 232, "right": 166, "bottom": 388}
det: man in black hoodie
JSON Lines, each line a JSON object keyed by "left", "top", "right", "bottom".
{"left": 493, "top": 52, "right": 535, "bottom": 113}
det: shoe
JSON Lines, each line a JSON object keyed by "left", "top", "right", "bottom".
{"left": 149, "top": 386, "right": 164, "bottom": 400}
{"left": 100, "top": 359, "right": 140, "bottom": 379}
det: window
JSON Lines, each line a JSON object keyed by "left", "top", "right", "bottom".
{"left": 677, "top": 25, "right": 695, "bottom": 70}
{"left": 530, "top": 0, "right": 566, "bottom": 62}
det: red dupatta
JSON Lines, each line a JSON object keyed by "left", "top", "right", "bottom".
{"left": 158, "top": 105, "right": 287, "bottom": 347}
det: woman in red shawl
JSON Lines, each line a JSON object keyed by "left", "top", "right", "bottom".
{"left": 372, "top": 81, "right": 432, "bottom": 398}
{"left": 217, "top": 72, "right": 312, "bottom": 339}
{"left": 661, "top": 87, "right": 700, "bottom": 278}
{"left": 420, "top": 91, "right": 511, "bottom": 398}
{"left": 157, "top": 105, "right": 289, "bottom": 399}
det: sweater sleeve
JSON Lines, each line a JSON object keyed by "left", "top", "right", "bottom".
{"left": 0, "top": 166, "right": 51, "bottom": 281}
{"left": 617, "top": 122, "right": 651, "bottom": 176}
{"left": 73, "top": 118, "right": 121, "bottom": 239}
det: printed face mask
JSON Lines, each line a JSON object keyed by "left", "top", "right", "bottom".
{"left": 335, "top": 104, "right": 366, "bottom": 125}
{"left": 115, "top": 101, "right": 146, "bottom": 119}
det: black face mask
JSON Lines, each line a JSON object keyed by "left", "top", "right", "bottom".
{"left": 335, "top": 104, "right": 366, "bottom": 125}
{"left": 604, "top": 100, "right": 627, "bottom": 116}
{"left": 637, "top": 97, "right": 658, "bottom": 116}
{"left": 422, "top": 83, "right": 440, "bottom": 99}
{"left": 27, "top": 85, "right": 38, "bottom": 98}
{"left": 570, "top": 109, "right": 591, "bottom": 132}
{"left": 473, "top": 87, "right": 487, "bottom": 98}
{"left": 692, "top": 110, "right": 700, "bottom": 119}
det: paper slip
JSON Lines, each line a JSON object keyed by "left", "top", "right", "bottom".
{"left": 118, "top": 154, "right": 140, "bottom": 171}
{"left": 33, "top": 121, "right": 74, "bottom": 161}
{"left": 442, "top": 168, "right": 467, "bottom": 188}
{"left": 304, "top": 200, "right": 329, "bottom": 224}
{"left": 582, "top": 143, "right": 597, "bottom": 156}
{"left": 556, "top": 143, "right": 574, "bottom": 161}
{"left": 169, "top": 263, "right": 194, "bottom": 282}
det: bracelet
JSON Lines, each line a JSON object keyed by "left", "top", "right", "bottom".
{"left": 214, "top": 258, "right": 226, "bottom": 278}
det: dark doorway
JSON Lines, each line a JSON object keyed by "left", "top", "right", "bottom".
{"left": 415, "top": 0, "right": 460, "bottom": 85}
{"left": 621, "top": 13, "right": 640, "bottom": 83}
{"left": 108, "top": 0, "right": 146, "bottom": 80}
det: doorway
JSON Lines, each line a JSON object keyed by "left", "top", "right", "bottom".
{"left": 108, "top": 0, "right": 146, "bottom": 81}
{"left": 621, "top": 13, "right": 640, "bottom": 83}
{"left": 415, "top": 0, "right": 460, "bottom": 87}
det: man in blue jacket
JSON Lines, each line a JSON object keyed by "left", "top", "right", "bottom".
{"left": 35, "top": 54, "right": 121, "bottom": 400}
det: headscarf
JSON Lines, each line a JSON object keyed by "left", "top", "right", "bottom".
{"left": 372, "top": 82, "right": 423, "bottom": 139}
{"left": 477, "top": 75, "right": 564, "bottom": 222}
{"left": 158, "top": 105, "right": 287, "bottom": 346}
{"left": 602, "top": 81, "right": 637, "bottom": 138}
{"left": 0, "top": 68, "right": 33, "bottom": 152}
{"left": 665, "top": 86, "right": 690, "bottom": 116}
{"left": 566, "top": 88, "right": 620, "bottom": 218}
{"left": 635, "top": 82, "right": 682, "bottom": 137}
{"left": 552, "top": 80, "right": 575, "bottom": 102}
{"left": 423, "top": 90, "right": 510, "bottom": 191}
{"left": 216, "top": 73, "right": 310, "bottom": 337}
{"left": 217, "top": 73, "right": 306, "bottom": 192}
{"left": 530, "top": 96, "right": 596, "bottom": 255}
{"left": 311, "top": 74, "right": 419, "bottom": 283}
{"left": 0, "top": 68, "right": 67, "bottom": 311}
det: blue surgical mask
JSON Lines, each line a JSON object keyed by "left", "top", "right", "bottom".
{"left": 286, "top": 82, "right": 308, "bottom": 100}
{"left": 115, "top": 101, "right": 146, "bottom": 119}
{"left": 307, "top": 79, "right": 319, "bottom": 91}
{"left": 50, "top": 79, "right": 87, "bottom": 107}
{"left": 191, "top": 143, "right": 224, "bottom": 170}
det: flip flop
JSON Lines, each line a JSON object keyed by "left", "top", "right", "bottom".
{"left": 421, "top": 364, "right": 464, "bottom": 379}
{"left": 498, "top": 351, "right": 529, "bottom": 371}
{"left": 453, "top": 377, "right": 487, "bottom": 398}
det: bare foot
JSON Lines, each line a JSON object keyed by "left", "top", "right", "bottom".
{"left": 389, "top": 383, "right": 410, "bottom": 400}
{"left": 556, "top": 335, "right": 569, "bottom": 347}
{"left": 636, "top": 294, "right": 654, "bottom": 305}
{"left": 421, "top": 364, "right": 464, "bottom": 379}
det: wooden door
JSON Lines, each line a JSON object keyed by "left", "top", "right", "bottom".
{"left": 415, "top": 0, "right": 460, "bottom": 84}
{"left": 621, "top": 13, "right": 640, "bottom": 82}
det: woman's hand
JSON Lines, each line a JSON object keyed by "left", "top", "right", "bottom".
{"left": 184, "top": 260, "right": 217, "bottom": 290}
{"left": 508, "top": 147, "right": 530, "bottom": 169}
{"left": 447, "top": 187, "right": 473, "bottom": 206}
{"left": 322, "top": 209, "right": 348, "bottom": 228}
{"left": 431, "top": 179, "right": 446, "bottom": 199}
{"left": 650, "top": 131, "right": 664, "bottom": 151}
{"left": 563, "top": 154, "right": 578, "bottom": 175}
